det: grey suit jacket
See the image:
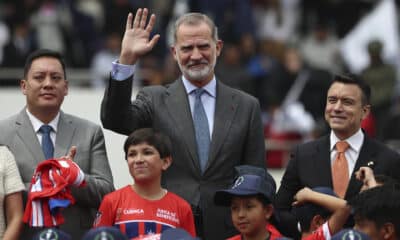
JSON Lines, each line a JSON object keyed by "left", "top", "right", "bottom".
{"left": 0, "top": 109, "right": 114, "bottom": 239}
{"left": 275, "top": 134, "right": 400, "bottom": 238}
{"left": 101, "top": 77, "right": 266, "bottom": 240}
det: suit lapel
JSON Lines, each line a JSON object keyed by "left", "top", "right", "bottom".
{"left": 207, "top": 82, "right": 238, "bottom": 170}
{"left": 165, "top": 79, "right": 200, "bottom": 170}
{"left": 55, "top": 112, "right": 75, "bottom": 158}
{"left": 345, "top": 136, "right": 374, "bottom": 199}
{"left": 315, "top": 136, "right": 333, "bottom": 187}
{"left": 15, "top": 110, "right": 45, "bottom": 164}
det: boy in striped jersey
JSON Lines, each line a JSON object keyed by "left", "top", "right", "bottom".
{"left": 93, "top": 128, "right": 196, "bottom": 239}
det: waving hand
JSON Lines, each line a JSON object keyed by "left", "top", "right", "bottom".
{"left": 119, "top": 8, "right": 160, "bottom": 65}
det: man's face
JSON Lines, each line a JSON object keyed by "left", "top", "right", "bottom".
{"left": 171, "top": 22, "right": 222, "bottom": 87}
{"left": 21, "top": 57, "right": 68, "bottom": 114}
{"left": 324, "top": 82, "right": 370, "bottom": 139}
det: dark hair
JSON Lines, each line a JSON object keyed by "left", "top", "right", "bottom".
{"left": 257, "top": 194, "right": 272, "bottom": 206}
{"left": 292, "top": 187, "right": 337, "bottom": 233}
{"left": 349, "top": 185, "right": 400, "bottom": 235}
{"left": 374, "top": 174, "right": 400, "bottom": 187}
{"left": 331, "top": 74, "right": 371, "bottom": 106}
{"left": 123, "top": 128, "right": 172, "bottom": 159}
{"left": 24, "top": 49, "right": 67, "bottom": 79}
{"left": 294, "top": 203, "right": 331, "bottom": 232}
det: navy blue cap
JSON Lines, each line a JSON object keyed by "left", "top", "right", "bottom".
{"left": 292, "top": 187, "right": 338, "bottom": 232}
{"left": 332, "top": 229, "right": 370, "bottom": 240}
{"left": 82, "top": 227, "right": 129, "bottom": 240}
{"left": 235, "top": 165, "right": 276, "bottom": 193}
{"left": 160, "top": 228, "right": 200, "bottom": 240}
{"left": 32, "top": 228, "right": 71, "bottom": 240}
{"left": 214, "top": 166, "right": 275, "bottom": 206}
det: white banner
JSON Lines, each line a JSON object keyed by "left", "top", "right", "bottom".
{"left": 340, "top": 0, "right": 399, "bottom": 73}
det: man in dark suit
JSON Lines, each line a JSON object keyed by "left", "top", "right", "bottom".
{"left": 275, "top": 74, "right": 400, "bottom": 238}
{"left": 100, "top": 8, "right": 266, "bottom": 240}
{"left": 0, "top": 49, "right": 115, "bottom": 239}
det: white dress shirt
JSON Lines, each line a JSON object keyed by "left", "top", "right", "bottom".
{"left": 26, "top": 109, "right": 59, "bottom": 146}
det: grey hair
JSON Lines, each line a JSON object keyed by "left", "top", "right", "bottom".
{"left": 172, "top": 12, "right": 219, "bottom": 44}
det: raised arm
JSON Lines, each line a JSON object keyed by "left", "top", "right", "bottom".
{"left": 101, "top": 8, "right": 158, "bottom": 135}
{"left": 293, "top": 187, "right": 350, "bottom": 236}
{"left": 293, "top": 187, "right": 347, "bottom": 212}
{"left": 119, "top": 8, "right": 160, "bottom": 65}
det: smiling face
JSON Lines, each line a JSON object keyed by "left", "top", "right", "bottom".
{"left": 171, "top": 21, "right": 222, "bottom": 87}
{"left": 126, "top": 143, "right": 171, "bottom": 184}
{"left": 324, "top": 82, "right": 370, "bottom": 139}
{"left": 230, "top": 196, "right": 273, "bottom": 238}
{"left": 21, "top": 57, "right": 68, "bottom": 120}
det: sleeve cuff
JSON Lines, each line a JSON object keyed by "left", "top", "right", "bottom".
{"left": 111, "top": 60, "right": 136, "bottom": 81}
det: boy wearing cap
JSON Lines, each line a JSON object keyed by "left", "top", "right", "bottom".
{"left": 292, "top": 187, "right": 350, "bottom": 240}
{"left": 214, "top": 166, "right": 283, "bottom": 240}
{"left": 292, "top": 166, "right": 394, "bottom": 240}
{"left": 93, "top": 128, "right": 196, "bottom": 238}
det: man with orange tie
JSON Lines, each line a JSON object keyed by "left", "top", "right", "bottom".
{"left": 275, "top": 74, "right": 400, "bottom": 238}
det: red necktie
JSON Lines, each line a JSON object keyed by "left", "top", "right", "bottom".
{"left": 332, "top": 141, "right": 350, "bottom": 198}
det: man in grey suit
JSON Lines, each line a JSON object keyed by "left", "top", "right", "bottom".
{"left": 275, "top": 74, "right": 400, "bottom": 238}
{"left": 0, "top": 49, "right": 114, "bottom": 239}
{"left": 101, "top": 9, "right": 266, "bottom": 240}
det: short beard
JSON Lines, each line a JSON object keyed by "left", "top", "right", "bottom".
{"left": 177, "top": 55, "right": 216, "bottom": 82}
{"left": 183, "top": 64, "right": 212, "bottom": 82}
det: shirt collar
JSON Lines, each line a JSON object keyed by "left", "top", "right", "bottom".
{"left": 26, "top": 109, "right": 60, "bottom": 133}
{"left": 330, "top": 128, "right": 364, "bottom": 152}
{"left": 182, "top": 75, "right": 217, "bottom": 97}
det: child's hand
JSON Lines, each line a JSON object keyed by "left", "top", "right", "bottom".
{"left": 292, "top": 187, "right": 313, "bottom": 206}
{"left": 355, "top": 166, "right": 377, "bottom": 191}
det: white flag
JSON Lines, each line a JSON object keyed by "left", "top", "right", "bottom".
{"left": 340, "top": 0, "right": 399, "bottom": 73}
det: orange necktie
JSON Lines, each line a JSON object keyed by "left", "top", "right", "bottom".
{"left": 332, "top": 141, "right": 350, "bottom": 198}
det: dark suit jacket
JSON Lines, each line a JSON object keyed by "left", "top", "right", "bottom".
{"left": 101, "top": 77, "right": 266, "bottom": 240}
{"left": 275, "top": 134, "right": 400, "bottom": 238}
{"left": 0, "top": 110, "right": 115, "bottom": 239}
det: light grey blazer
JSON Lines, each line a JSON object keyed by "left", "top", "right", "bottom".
{"left": 0, "top": 109, "right": 114, "bottom": 239}
{"left": 101, "top": 77, "right": 266, "bottom": 240}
